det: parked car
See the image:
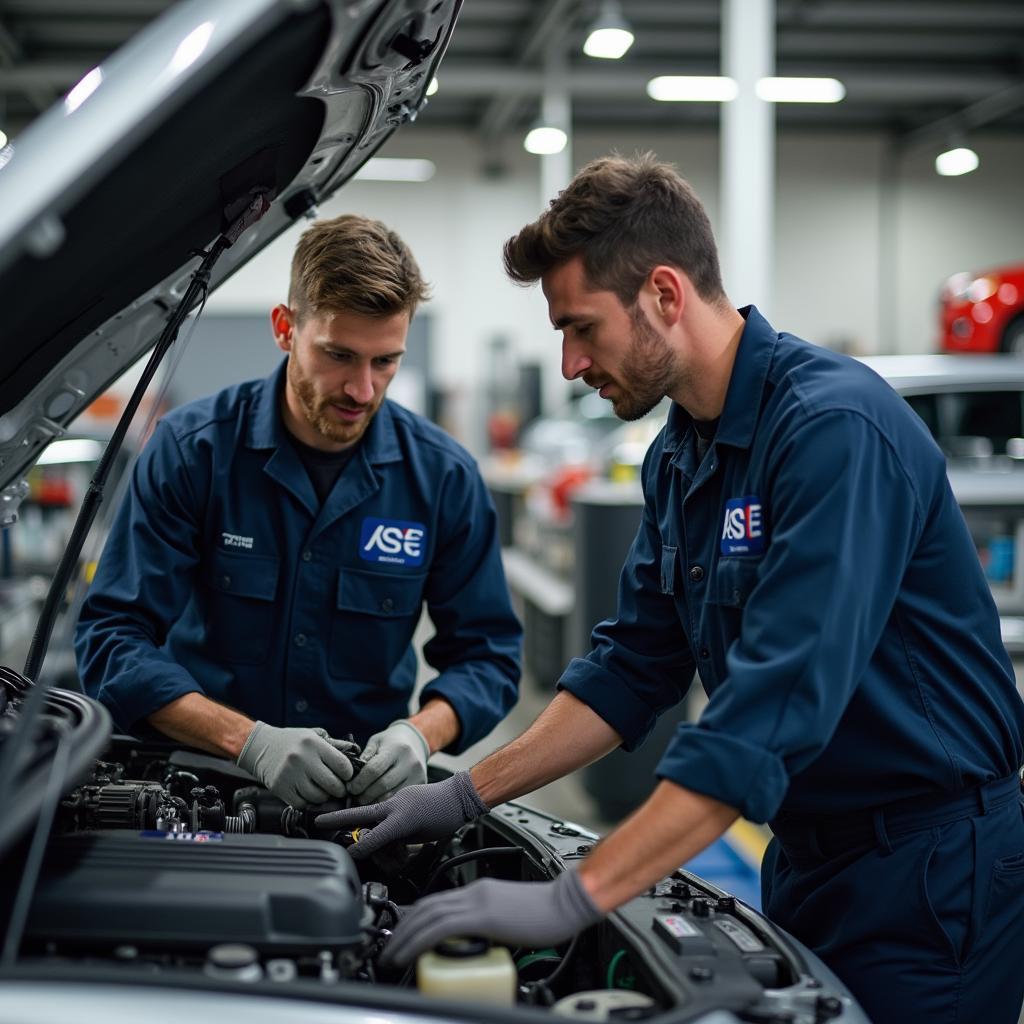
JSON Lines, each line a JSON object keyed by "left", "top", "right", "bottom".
{"left": 938, "top": 263, "right": 1024, "bottom": 353}
{"left": 0, "top": 1, "right": 867, "bottom": 1022}
{"left": 861, "top": 355, "right": 1024, "bottom": 652}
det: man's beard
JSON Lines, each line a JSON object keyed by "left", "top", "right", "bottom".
{"left": 610, "top": 304, "right": 680, "bottom": 421}
{"left": 288, "top": 357, "right": 378, "bottom": 446}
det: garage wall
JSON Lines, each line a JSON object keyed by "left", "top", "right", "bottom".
{"left": 207, "top": 126, "right": 1024, "bottom": 451}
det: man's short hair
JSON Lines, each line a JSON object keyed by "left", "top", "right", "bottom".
{"left": 289, "top": 213, "right": 430, "bottom": 322}
{"left": 503, "top": 152, "right": 726, "bottom": 306}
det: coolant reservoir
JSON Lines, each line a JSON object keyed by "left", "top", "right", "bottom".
{"left": 417, "top": 936, "right": 516, "bottom": 1005}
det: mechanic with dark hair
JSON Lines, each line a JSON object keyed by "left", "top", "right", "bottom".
{"left": 321, "top": 156, "right": 1024, "bottom": 1023}
{"left": 76, "top": 213, "right": 521, "bottom": 811}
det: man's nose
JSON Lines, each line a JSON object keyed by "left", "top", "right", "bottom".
{"left": 561, "top": 339, "right": 592, "bottom": 381}
{"left": 344, "top": 365, "right": 375, "bottom": 404}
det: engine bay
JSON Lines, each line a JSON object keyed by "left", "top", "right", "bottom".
{"left": 0, "top": 732, "right": 854, "bottom": 1023}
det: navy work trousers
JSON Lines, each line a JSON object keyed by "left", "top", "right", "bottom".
{"left": 763, "top": 775, "right": 1024, "bottom": 1024}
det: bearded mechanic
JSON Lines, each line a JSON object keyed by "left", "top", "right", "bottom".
{"left": 321, "top": 156, "right": 1024, "bottom": 1024}
{"left": 75, "top": 214, "right": 521, "bottom": 809}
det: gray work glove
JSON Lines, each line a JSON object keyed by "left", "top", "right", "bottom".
{"left": 381, "top": 870, "right": 603, "bottom": 967}
{"left": 347, "top": 719, "right": 429, "bottom": 804}
{"left": 236, "top": 721, "right": 357, "bottom": 808}
{"left": 314, "top": 771, "right": 487, "bottom": 858}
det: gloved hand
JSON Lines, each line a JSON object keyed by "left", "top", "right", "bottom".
{"left": 381, "top": 870, "right": 603, "bottom": 967}
{"left": 314, "top": 771, "right": 487, "bottom": 858}
{"left": 236, "top": 721, "right": 357, "bottom": 808}
{"left": 347, "top": 719, "right": 429, "bottom": 804}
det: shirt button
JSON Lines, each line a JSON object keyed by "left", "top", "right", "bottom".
{"left": 302, "top": 550, "right": 312, "bottom": 562}
{"left": 294, "top": 633, "right": 307, "bottom": 647}
{"left": 699, "top": 647, "right": 710, "bottom": 659}
{"left": 689, "top": 565, "right": 705, "bottom": 583}
{"left": 295, "top": 699, "right": 308, "bottom": 713}
{"left": 381, "top": 598, "right": 395, "bottom": 612}
{"left": 221, "top": 575, "right": 231, "bottom": 588}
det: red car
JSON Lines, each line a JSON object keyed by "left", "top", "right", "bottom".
{"left": 939, "top": 263, "right": 1024, "bottom": 353}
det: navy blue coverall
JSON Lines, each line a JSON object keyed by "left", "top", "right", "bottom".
{"left": 559, "top": 307, "right": 1024, "bottom": 1022}
{"left": 75, "top": 362, "right": 522, "bottom": 752}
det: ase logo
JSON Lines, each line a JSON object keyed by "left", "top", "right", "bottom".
{"left": 720, "top": 496, "right": 766, "bottom": 556}
{"left": 360, "top": 517, "right": 427, "bottom": 567}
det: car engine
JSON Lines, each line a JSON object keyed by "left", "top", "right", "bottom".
{"left": 0, "top": 678, "right": 861, "bottom": 1023}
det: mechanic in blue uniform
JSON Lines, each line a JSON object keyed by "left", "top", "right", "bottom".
{"left": 76, "top": 214, "right": 521, "bottom": 810}
{"left": 322, "top": 156, "right": 1024, "bottom": 1024}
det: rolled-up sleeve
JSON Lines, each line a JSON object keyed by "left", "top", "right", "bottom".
{"left": 419, "top": 463, "right": 522, "bottom": 752}
{"left": 558, "top": 463, "right": 696, "bottom": 749}
{"left": 75, "top": 423, "right": 207, "bottom": 731}
{"left": 656, "top": 410, "right": 924, "bottom": 822}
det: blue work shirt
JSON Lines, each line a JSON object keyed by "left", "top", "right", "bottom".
{"left": 75, "top": 361, "right": 522, "bottom": 751}
{"left": 559, "top": 307, "right": 1024, "bottom": 822}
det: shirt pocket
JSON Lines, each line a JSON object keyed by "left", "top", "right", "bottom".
{"left": 708, "top": 557, "right": 761, "bottom": 608}
{"left": 328, "top": 567, "right": 426, "bottom": 680}
{"left": 204, "top": 549, "right": 279, "bottom": 664}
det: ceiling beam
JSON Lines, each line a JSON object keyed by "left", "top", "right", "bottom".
{"left": 0, "top": 60, "right": 1016, "bottom": 109}
{"left": 432, "top": 64, "right": 1020, "bottom": 104}
{"left": 0, "top": 19, "right": 50, "bottom": 112}
{"left": 901, "top": 81, "right": 1024, "bottom": 148}
{"left": 0, "top": 0, "right": 170, "bottom": 15}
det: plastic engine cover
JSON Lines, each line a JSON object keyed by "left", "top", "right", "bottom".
{"left": 26, "top": 831, "right": 364, "bottom": 952}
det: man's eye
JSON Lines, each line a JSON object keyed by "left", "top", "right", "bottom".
{"left": 577, "top": 324, "right": 593, "bottom": 337}
{"left": 373, "top": 357, "right": 397, "bottom": 368}
{"left": 326, "top": 351, "right": 350, "bottom": 362}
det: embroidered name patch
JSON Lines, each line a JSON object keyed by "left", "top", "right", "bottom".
{"left": 221, "top": 532, "right": 253, "bottom": 550}
{"left": 720, "top": 496, "right": 765, "bottom": 556}
{"left": 360, "top": 518, "right": 427, "bottom": 567}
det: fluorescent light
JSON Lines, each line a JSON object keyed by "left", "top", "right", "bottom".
{"left": 426, "top": 77, "right": 439, "bottom": 96}
{"left": 755, "top": 77, "right": 845, "bottom": 103}
{"left": 646, "top": 76, "right": 738, "bottom": 102}
{"left": 64, "top": 67, "right": 102, "bottom": 113}
{"left": 0, "top": 129, "right": 6, "bottom": 149}
{"left": 524, "top": 125, "right": 567, "bottom": 155}
{"left": 584, "top": 0, "right": 634, "bottom": 59}
{"left": 353, "top": 158, "right": 435, "bottom": 182}
{"left": 37, "top": 439, "right": 104, "bottom": 465}
{"left": 935, "top": 146, "right": 979, "bottom": 177}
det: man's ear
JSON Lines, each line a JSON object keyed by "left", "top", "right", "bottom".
{"left": 647, "top": 265, "right": 686, "bottom": 326}
{"left": 271, "top": 304, "right": 295, "bottom": 353}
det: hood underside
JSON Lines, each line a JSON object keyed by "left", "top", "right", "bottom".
{"left": 0, "top": 0, "right": 459, "bottom": 511}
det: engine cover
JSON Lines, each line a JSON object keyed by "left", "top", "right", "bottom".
{"left": 26, "top": 831, "right": 364, "bottom": 952}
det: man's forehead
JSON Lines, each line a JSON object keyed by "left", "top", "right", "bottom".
{"left": 303, "top": 308, "right": 408, "bottom": 348}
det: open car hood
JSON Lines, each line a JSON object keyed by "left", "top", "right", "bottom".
{"left": 0, "top": 0, "right": 459, "bottom": 518}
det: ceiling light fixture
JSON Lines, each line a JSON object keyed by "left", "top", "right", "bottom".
{"left": 646, "top": 76, "right": 738, "bottom": 102}
{"left": 524, "top": 124, "right": 568, "bottom": 155}
{"left": 353, "top": 158, "right": 435, "bottom": 182}
{"left": 0, "top": 129, "right": 7, "bottom": 149}
{"left": 583, "top": 0, "right": 634, "bottom": 60}
{"left": 426, "top": 77, "right": 439, "bottom": 97}
{"left": 755, "top": 77, "right": 845, "bottom": 103}
{"left": 935, "top": 145, "right": 979, "bottom": 177}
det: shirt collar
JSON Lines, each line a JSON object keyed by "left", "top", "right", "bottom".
{"left": 246, "top": 358, "right": 402, "bottom": 464}
{"left": 662, "top": 304, "right": 778, "bottom": 453}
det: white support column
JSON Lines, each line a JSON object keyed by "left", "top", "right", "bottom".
{"left": 539, "top": 39, "right": 573, "bottom": 414}
{"left": 720, "top": 0, "right": 775, "bottom": 317}
{"left": 540, "top": 39, "right": 572, "bottom": 210}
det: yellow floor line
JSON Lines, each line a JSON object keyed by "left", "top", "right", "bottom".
{"left": 726, "top": 818, "right": 770, "bottom": 867}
